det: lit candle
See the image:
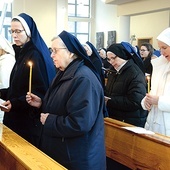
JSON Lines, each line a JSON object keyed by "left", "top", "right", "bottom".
{"left": 28, "top": 61, "right": 33, "bottom": 93}
{"left": 147, "top": 75, "right": 150, "bottom": 93}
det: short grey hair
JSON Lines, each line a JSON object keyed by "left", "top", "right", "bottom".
{"left": 51, "top": 36, "right": 66, "bottom": 48}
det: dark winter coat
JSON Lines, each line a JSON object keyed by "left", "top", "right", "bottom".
{"left": 105, "top": 59, "right": 148, "bottom": 127}
{"left": 143, "top": 56, "right": 153, "bottom": 75}
{"left": 1, "top": 41, "right": 51, "bottom": 146}
{"left": 40, "top": 59, "right": 106, "bottom": 170}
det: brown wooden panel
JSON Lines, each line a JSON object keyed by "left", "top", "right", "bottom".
{"left": 0, "top": 145, "right": 27, "bottom": 170}
{"left": 0, "top": 123, "right": 67, "bottom": 170}
{"left": 104, "top": 118, "right": 170, "bottom": 170}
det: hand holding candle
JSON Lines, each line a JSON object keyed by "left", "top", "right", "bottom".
{"left": 28, "top": 61, "right": 33, "bottom": 93}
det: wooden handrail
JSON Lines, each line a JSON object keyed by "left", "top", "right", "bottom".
{"left": 0, "top": 123, "right": 67, "bottom": 170}
{"left": 104, "top": 117, "right": 170, "bottom": 170}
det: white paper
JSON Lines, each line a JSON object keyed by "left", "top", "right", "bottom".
{"left": 0, "top": 104, "right": 8, "bottom": 109}
{"left": 104, "top": 96, "right": 111, "bottom": 100}
{"left": 0, "top": 98, "right": 5, "bottom": 104}
{"left": 0, "top": 99, "right": 8, "bottom": 109}
{"left": 122, "top": 126, "right": 155, "bottom": 135}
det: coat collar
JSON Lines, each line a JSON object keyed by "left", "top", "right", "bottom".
{"left": 57, "top": 59, "right": 83, "bottom": 81}
{"left": 115, "top": 59, "right": 133, "bottom": 74}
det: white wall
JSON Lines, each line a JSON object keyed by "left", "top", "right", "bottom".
{"left": 11, "top": 0, "right": 129, "bottom": 48}
{"left": 117, "top": 15, "right": 130, "bottom": 43}
{"left": 12, "top": 0, "right": 170, "bottom": 49}
{"left": 95, "top": 0, "right": 118, "bottom": 48}
{"left": 12, "top": 0, "right": 68, "bottom": 47}
{"left": 130, "top": 10, "right": 170, "bottom": 49}
{"left": 117, "top": 0, "right": 170, "bottom": 16}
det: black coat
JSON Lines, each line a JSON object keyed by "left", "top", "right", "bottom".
{"left": 1, "top": 41, "right": 50, "bottom": 146}
{"left": 40, "top": 60, "right": 106, "bottom": 170}
{"left": 105, "top": 59, "right": 148, "bottom": 127}
{"left": 143, "top": 56, "right": 152, "bottom": 75}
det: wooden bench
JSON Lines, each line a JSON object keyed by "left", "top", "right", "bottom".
{"left": 104, "top": 117, "right": 170, "bottom": 170}
{"left": 0, "top": 123, "right": 67, "bottom": 170}
{"left": 2, "top": 117, "right": 170, "bottom": 170}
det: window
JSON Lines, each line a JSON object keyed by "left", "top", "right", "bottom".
{"left": 0, "top": 1, "right": 12, "bottom": 41}
{"left": 68, "top": 0, "right": 90, "bottom": 18}
{"left": 68, "top": 0, "right": 91, "bottom": 44}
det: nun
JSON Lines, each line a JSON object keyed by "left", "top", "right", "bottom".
{"left": 83, "top": 41, "right": 105, "bottom": 88}
{"left": 0, "top": 35, "right": 15, "bottom": 123}
{"left": 26, "top": 30, "right": 106, "bottom": 170}
{"left": 141, "top": 27, "right": 170, "bottom": 136}
{"left": 105, "top": 43, "right": 148, "bottom": 170}
{"left": 105, "top": 43, "right": 148, "bottom": 127}
{"left": 0, "top": 13, "right": 56, "bottom": 147}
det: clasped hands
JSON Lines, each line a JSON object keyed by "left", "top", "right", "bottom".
{"left": 26, "top": 92, "right": 49, "bottom": 125}
{"left": 144, "top": 93, "right": 159, "bottom": 111}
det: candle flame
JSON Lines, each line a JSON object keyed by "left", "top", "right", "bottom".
{"left": 28, "top": 61, "right": 33, "bottom": 66}
{"left": 146, "top": 75, "right": 150, "bottom": 80}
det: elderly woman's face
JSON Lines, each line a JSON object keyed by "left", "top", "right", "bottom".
{"left": 158, "top": 40, "right": 170, "bottom": 61}
{"left": 11, "top": 21, "right": 30, "bottom": 46}
{"left": 51, "top": 38, "right": 72, "bottom": 71}
{"left": 107, "top": 51, "right": 126, "bottom": 70}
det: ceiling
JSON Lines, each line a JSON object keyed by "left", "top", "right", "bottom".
{"left": 105, "top": 0, "right": 138, "bottom": 5}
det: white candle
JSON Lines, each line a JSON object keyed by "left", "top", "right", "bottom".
{"left": 28, "top": 61, "right": 33, "bottom": 93}
{"left": 147, "top": 75, "right": 150, "bottom": 93}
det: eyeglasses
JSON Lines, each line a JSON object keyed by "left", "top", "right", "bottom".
{"left": 50, "top": 48, "right": 67, "bottom": 54}
{"left": 9, "top": 29, "right": 25, "bottom": 34}
{"left": 107, "top": 56, "right": 117, "bottom": 62}
{"left": 140, "top": 49, "right": 148, "bottom": 52}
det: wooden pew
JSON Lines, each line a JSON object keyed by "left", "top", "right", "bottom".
{"left": 0, "top": 123, "right": 67, "bottom": 170}
{"left": 104, "top": 117, "right": 170, "bottom": 170}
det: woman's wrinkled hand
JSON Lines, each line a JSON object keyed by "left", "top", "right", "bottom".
{"left": 26, "top": 92, "right": 42, "bottom": 108}
{"left": 40, "top": 113, "right": 49, "bottom": 125}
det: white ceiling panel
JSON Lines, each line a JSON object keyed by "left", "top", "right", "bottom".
{"left": 105, "top": 0, "right": 139, "bottom": 5}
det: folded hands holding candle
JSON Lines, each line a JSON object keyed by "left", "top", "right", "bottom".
{"left": 144, "top": 94, "right": 159, "bottom": 111}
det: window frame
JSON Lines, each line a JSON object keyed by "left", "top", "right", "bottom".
{"left": 68, "top": 0, "right": 92, "bottom": 43}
